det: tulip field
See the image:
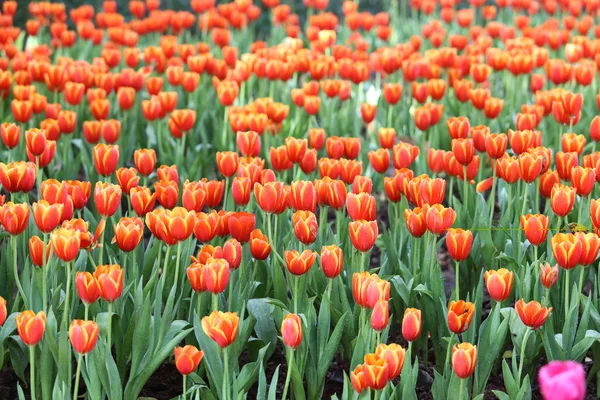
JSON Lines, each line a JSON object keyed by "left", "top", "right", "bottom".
{"left": 3, "top": 0, "right": 600, "bottom": 399}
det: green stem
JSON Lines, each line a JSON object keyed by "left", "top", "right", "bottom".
{"left": 73, "top": 353, "right": 83, "bottom": 400}
{"left": 182, "top": 374, "right": 187, "bottom": 400}
{"left": 294, "top": 276, "right": 299, "bottom": 314}
{"left": 459, "top": 378, "right": 465, "bottom": 400}
{"left": 29, "top": 345, "right": 36, "bottom": 400}
{"left": 212, "top": 293, "right": 218, "bottom": 311}
{"left": 579, "top": 266, "right": 586, "bottom": 295}
{"left": 228, "top": 269, "right": 234, "bottom": 311}
{"left": 360, "top": 251, "right": 367, "bottom": 272}
{"left": 463, "top": 166, "right": 468, "bottom": 212}
{"left": 107, "top": 302, "right": 113, "bottom": 351}
{"left": 223, "top": 177, "right": 230, "bottom": 211}
{"left": 326, "top": 279, "right": 333, "bottom": 302}
{"left": 174, "top": 242, "right": 182, "bottom": 292}
{"left": 13, "top": 235, "right": 28, "bottom": 309}
{"left": 161, "top": 245, "right": 172, "bottom": 296}
{"left": 517, "top": 329, "right": 531, "bottom": 385}
{"left": 577, "top": 196, "right": 584, "bottom": 223}
{"left": 488, "top": 167, "right": 497, "bottom": 226}
{"left": 98, "top": 219, "right": 106, "bottom": 265}
{"left": 565, "top": 265, "right": 571, "bottom": 313}
{"left": 84, "top": 304, "right": 89, "bottom": 321}
{"left": 412, "top": 237, "right": 418, "bottom": 279}
{"left": 42, "top": 233, "right": 48, "bottom": 313}
{"left": 36, "top": 157, "right": 42, "bottom": 201}
{"left": 62, "top": 261, "right": 72, "bottom": 330}
{"left": 281, "top": 348, "right": 293, "bottom": 400}
{"left": 455, "top": 261, "right": 460, "bottom": 300}
{"left": 222, "top": 347, "right": 229, "bottom": 400}
{"left": 197, "top": 292, "right": 202, "bottom": 318}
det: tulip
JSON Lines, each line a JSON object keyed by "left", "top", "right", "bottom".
{"left": 402, "top": 308, "right": 422, "bottom": 342}
{"left": 69, "top": 320, "right": 99, "bottom": 355}
{"left": 227, "top": 212, "right": 256, "bottom": 243}
{"left": 66, "top": 180, "right": 91, "bottom": 210}
{"left": 17, "top": 310, "right": 46, "bottom": 346}
{"left": 0, "top": 122, "right": 20, "bottom": 149}
{"left": 452, "top": 343, "right": 477, "bottom": 378}
{"left": 0, "top": 161, "right": 36, "bottom": 193}
{"left": 375, "top": 343, "right": 405, "bottom": 380}
{"left": 290, "top": 180, "right": 316, "bottom": 212}
{"left": 551, "top": 233, "right": 582, "bottom": 270}
{"left": 94, "top": 264, "right": 123, "bottom": 303}
{"left": 404, "top": 207, "right": 427, "bottom": 237}
{"left": 515, "top": 299, "right": 552, "bottom": 330}
{"left": 134, "top": 149, "right": 157, "bottom": 176}
{"left": 446, "top": 229, "right": 472, "bottom": 262}
{"left": 249, "top": 229, "right": 270, "bottom": 260}
{"left": 174, "top": 345, "right": 204, "bottom": 375}
{"left": 231, "top": 177, "right": 252, "bottom": 206}
{"left": 539, "top": 361, "right": 586, "bottom": 400}
{"left": 116, "top": 167, "right": 139, "bottom": 195}
{"left": 93, "top": 144, "right": 119, "bottom": 177}
{"left": 346, "top": 192, "right": 376, "bottom": 221}
{"left": 130, "top": 186, "right": 156, "bottom": 216}
{"left": 447, "top": 300, "right": 475, "bottom": 334}
{"left": 348, "top": 220, "right": 378, "bottom": 254}
{"left": 540, "top": 263, "right": 559, "bottom": 290}
{"left": 223, "top": 239, "right": 242, "bottom": 270}
{"left": 194, "top": 211, "right": 219, "bottom": 243}
{"left": 25, "top": 128, "right": 47, "bottom": 156}
{"left": 216, "top": 151, "right": 240, "bottom": 178}
{"left": 371, "top": 300, "right": 389, "bottom": 331}
{"left": 281, "top": 313, "right": 303, "bottom": 349}
{"left": 550, "top": 184, "right": 576, "bottom": 218}
{"left": 321, "top": 245, "right": 343, "bottom": 279}
{"left": 181, "top": 180, "right": 206, "bottom": 212}
{"left": 520, "top": 214, "right": 550, "bottom": 246}
{"left": 423, "top": 204, "right": 456, "bottom": 235}
{"left": 362, "top": 353, "right": 389, "bottom": 390}
{"left": 292, "top": 210, "right": 318, "bottom": 245}
{"left": 0, "top": 297, "right": 6, "bottom": 327}
{"left": 51, "top": 227, "right": 81, "bottom": 263}
{"left": 202, "top": 311, "right": 239, "bottom": 348}
{"left": 75, "top": 272, "right": 101, "bottom": 306}
{"left": 285, "top": 249, "right": 317, "bottom": 276}
{"left": 571, "top": 167, "right": 595, "bottom": 197}
{"left": 484, "top": 269, "right": 513, "bottom": 303}
{"left": 154, "top": 179, "right": 180, "bottom": 209}
{"left": 29, "top": 235, "right": 51, "bottom": 268}
{"left": 112, "top": 217, "right": 143, "bottom": 252}
{"left": 94, "top": 182, "right": 122, "bottom": 218}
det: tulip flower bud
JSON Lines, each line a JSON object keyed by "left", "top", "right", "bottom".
{"left": 94, "top": 264, "right": 124, "bottom": 302}
{"left": 540, "top": 263, "right": 559, "bottom": 289}
{"left": 134, "top": 149, "right": 157, "bottom": 176}
{"left": 515, "top": 299, "right": 552, "bottom": 330}
{"left": 575, "top": 232, "right": 599, "bottom": 266}
{"left": 292, "top": 210, "right": 318, "bottom": 245}
{"left": 375, "top": 343, "right": 405, "bottom": 380}
{"left": 285, "top": 249, "right": 317, "bottom": 275}
{"left": 402, "top": 308, "right": 422, "bottom": 342}
{"left": 551, "top": 233, "right": 582, "bottom": 270}
{"left": 445, "top": 229, "right": 473, "bottom": 262}
{"left": 351, "top": 364, "right": 367, "bottom": 393}
{"left": 484, "top": 268, "right": 514, "bottom": 302}
{"left": 0, "top": 296, "right": 6, "bottom": 327}
{"left": 249, "top": 229, "right": 271, "bottom": 260}
{"left": 69, "top": 320, "right": 99, "bottom": 354}
{"left": 223, "top": 239, "right": 242, "bottom": 270}
{"left": 76, "top": 272, "right": 101, "bottom": 305}
{"left": 371, "top": 300, "right": 389, "bottom": 331}
{"left": 349, "top": 220, "right": 378, "bottom": 252}
{"left": 203, "top": 258, "right": 230, "bottom": 294}
{"left": 112, "top": 217, "right": 143, "bottom": 252}
{"left": 201, "top": 311, "right": 239, "bottom": 348}
{"left": 362, "top": 353, "right": 389, "bottom": 390}
{"left": 452, "top": 343, "right": 477, "bottom": 378}
{"left": 17, "top": 310, "right": 46, "bottom": 346}
{"left": 320, "top": 245, "right": 343, "bottom": 279}
{"left": 29, "top": 235, "right": 51, "bottom": 268}
{"left": 228, "top": 212, "right": 256, "bottom": 244}
{"left": 281, "top": 313, "right": 303, "bottom": 349}
{"left": 520, "top": 214, "right": 550, "bottom": 246}
{"left": 447, "top": 300, "right": 475, "bottom": 334}
{"left": 174, "top": 345, "right": 204, "bottom": 375}
{"left": 550, "top": 184, "right": 576, "bottom": 218}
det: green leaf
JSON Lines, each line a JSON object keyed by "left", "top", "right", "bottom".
{"left": 237, "top": 344, "right": 269, "bottom": 392}
{"left": 267, "top": 365, "right": 280, "bottom": 400}
{"left": 247, "top": 299, "right": 278, "bottom": 358}
{"left": 193, "top": 313, "right": 223, "bottom": 398}
{"left": 316, "top": 312, "right": 346, "bottom": 392}
{"left": 571, "top": 330, "right": 600, "bottom": 361}
{"left": 317, "top": 294, "right": 331, "bottom": 358}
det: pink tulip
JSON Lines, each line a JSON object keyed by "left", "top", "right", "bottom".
{"left": 539, "top": 361, "right": 586, "bottom": 400}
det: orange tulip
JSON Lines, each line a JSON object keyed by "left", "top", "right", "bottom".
{"left": 69, "top": 320, "right": 99, "bottom": 354}
{"left": 402, "top": 308, "right": 422, "bottom": 342}
{"left": 281, "top": 313, "right": 303, "bottom": 349}
{"left": 484, "top": 269, "right": 513, "bottom": 302}
{"left": 94, "top": 182, "right": 122, "bottom": 218}
{"left": 201, "top": 311, "right": 239, "bottom": 348}
{"left": 32, "top": 200, "right": 63, "bottom": 233}
{"left": 0, "top": 123, "right": 20, "bottom": 149}
{"left": 423, "top": 204, "right": 456, "bottom": 235}
{"left": 447, "top": 300, "right": 475, "bottom": 334}
{"left": 25, "top": 128, "right": 47, "bottom": 156}
{"left": 112, "top": 217, "right": 143, "bottom": 252}
{"left": 362, "top": 353, "right": 389, "bottom": 390}
{"left": 94, "top": 264, "right": 124, "bottom": 302}
{"left": 321, "top": 245, "right": 343, "bottom": 279}
{"left": 66, "top": 180, "right": 91, "bottom": 210}
{"left": 292, "top": 210, "right": 318, "bottom": 245}
{"left": 0, "top": 297, "right": 6, "bottom": 327}
{"left": 404, "top": 207, "right": 427, "bottom": 237}
{"left": 550, "top": 184, "right": 576, "bottom": 218}
{"left": 130, "top": 186, "right": 156, "bottom": 217}
{"left": 351, "top": 364, "right": 367, "bottom": 393}
{"left": 371, "top": 300, "right": 389, "bottom": 331}
{"left": 249, "top": 229, "right": 270, "bottom": 260}
{"left": 216, "top": 151, "right": 240, "bottom": 178}
{"left": 452, "top": 343, "right": 477, "bottom": 378}
{"left": 375, "top": 343, "right": 405, "bottom": 380}
{"left": 16, "top": 311, "right": 46, "bottom": 346}
{"left": 203, "top": 258, "right": 230, "bottom": 294}
{"left": 285, "top": 249, "right": 317, "bottom": 275}
{"left": 75, "top": 272, "right": 101, "bottom": 305}
{"left": 0, "top": 202, "right": 30, "bottom": 235}
{"left": 575, "top": 232, "right": 598, "bottom": 266}
{"left": 0, "top": 161, "right": 36, "bottom": 193}
{"left": 348, "top": 220, "right": 378, "bottom": 252}
{"left": 445, "top": 229, "right": 473, "bottom": 262}
{"left": 93, "top": 144, "right": 119, "bottom": 177}
{"left": 29, "top": 235, "right": 51, "bottom": 268}
{"left": 134, "top": 149, "right": 157, "bottom": 176}
{"left": 116, "top": 168, "right": 140, "bottom": 195}
{"left": 520, "top": 214, "right": 550, "bottom": 246}
{"left": 515, "top": 299, "right": 552, "bottom": 330}
{"left": 174, "top": 345, "right": 204, "bottom": 375}
{"left": 540, "top": 263, "right": 559, "bottom": 289}
{"left": 571, "top": 166, "right": 596, "bottom": 197}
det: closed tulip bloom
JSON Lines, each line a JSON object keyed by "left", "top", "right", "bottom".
{"left": 515, "top": 299, "right": 552, "bottom": 330}
{"left": 575, "top": 232, "right": 599, "bottom": 266}
{"left": 193, "top": 211, "right": 219, "bottom": 243}
{"left": 540, "top": 263, "right": 559, "bottom": 289}
{"left": 484, "top": 269, "right": 514, "bottom": 302}
{"left": 16, "top": 311, "right": 46, "bottom": 346}
{"left": 485, "top": 133, "right": 508, "bottom": 159}
{"left": 404, "top": 207, "right": 427, "bottom": 237}
{"left": 231, "top": 177, "right": 252, "bottom": 206}
{"left": 571, "top": 167, "right": 595, "bottom": 197}
{"left": 446, "top": 116, "right": 470, "bottom": 139}
{"left": 1, "top": 123, "right": 20, "bottom": 149}
{"left": 94, "top": 182, "right": 122, "bottom": 217}
{"left": 508, "top": 129, "right": 533, "bottom": 155}
{"left": 32, "top": 200, "right": 63, "bottom": 233}
{"left": 25, "top": 128, "right": 47, "bottom": 156}
{"left": 539, "top": 361, "right": 586, "bottom": 400}
{"left": 371, "top": 344, "right": 403, "bottom": 382}
{"left": 227, "top": 212, "right": 256, "bottom": 243}
{"left": 285, "top": 249, "right": 317, "bottom": 275}
{"left": 66, "top": 180, "right": 91, "bottom": 210}
{"left": 292, "top": 210, "right": 318, "bottom": 245}
{"left": 352, "top": 272, "right": 390, "bottom": 308}
{"left": 591, "top": 199, "right": 600, "bottom": 229}
{"left": 158, "top": 164, "right": 179, "bottom": 182}
{"left": 69, "top": 320, "right": 99, "bottom": 354}
{"left": 0, "top": 297, "right": 5, "bottom": 327}
{"left": 51, "top": 228, "right": 81, "bottom": 262}
{"left": 539, "top": 170, "right": 560, "bottom": 199}
{"left": 368, "top": 149, "right": 390, "bottom": 174}
{"left": 384, "top": 177, "right": 402, "bottom": 203}
{"left": 551, "top": 233, "right": 582, "bottom": 270}
{"left": 281, "top": 313, "right": 303, "bottom": 349}
{"left": 133, "top": 148, "right": 156, "bottom": 176}
{"left": 451, "top": 138, "right": 474, "bottom": 165}
{"left": 349, "top": 220, "right": 378, "bottom": 252}
{"left": 308, "top": 128, "right": 325, "bottom": 150}
{"left": 93, "top": 144, "right": 119, "bottom": 177}
{"left": 174, "top": 345, "right": 204, "bottom": 375}
{"left": 223, "top": 238, "right": 242, "bottom": 269}
{"left": 0, "top": 202, "right": 30, "bottom": 235}
{"left": 29, "top": 235, "right": 51, "bottom": 267}
{"left": 130, "top": 186, "right": 156, "bottom": 216}
{"left": 181, "top": 180, "right": 206, "bottom": 212}
{"left": 392, "top": 142, "right": 420, "bottom": 169}
{"left": 116, "top": 167, "right": 140, "bottom": 195}
{"left": 445, "top": 229, "right": 473, "bottom": 262}
{"left": 0, "top": 161, "right": 36, "bottom": 193}
{"left": 518, "top": 152, "right": 543, "bottom": 183}
{"left": 203, "top": 258, "right": 230, "bottom": 294}
{"left": 216, "top": 151, "right": 240, "bottom": 178}
{"left": 402, "top": 308, "right": 422, "bottom": 342}
{"left": 520, "top": 214, "right": 550, "bottom": 246}
{"left": 187, "top": 260, "right": 207, "bottom": 293}
{"left": 290, "top": 180, "right": 316, "bottom": 212}
{"left": 321, "top": 245, "right": 343, "bottom": 279}
{"left": 452, "top": 343, "right": 477, "bottom": 378}
{"left": 371, "top": 300, "right": 389, "bottom": 331}
{"left": 497, "top": 155, "right": 520, "bottom": 184}
{"left": 420, "top": 178, "right": 446, "bottom": 205}
{"left": 154, "top": 179, "right": 179, "bottom": 209}
{"left": 353, "top": 175, "right": 373, "bottom": 194}
{"left": 249, "top": 229, "right": 270, "bottom": 260}
{"left": 112, "top": 217, "right": 143, "bottom": 252}
{"left": 550, "top": 184, "right": 576, "bottom": 218}
{"left": 556, "top": 152, "right": 579, "bottom": 181}
{"left": 94, "top": 264, "right": 124, "bottom": 302}
{"left": 201, "top": 311, "right": 239, "bottom": 348}
{"left": 254, "top": 181, "right": 287, "bottom": 214}
{"left": 346, "top": 192, "right": 376, "bottom": 221}
{"left": 351, "top": 363, "right": 367, "bottom": 393}
{"left": 76, "top": 272, "right": 101, "bottom": 305}
{"left": 285, "top": 137, "right": 308, "bottom": 164}
{"left": 423, "top": 204, "right": 456, "bottom": 235}
{"left": 447, "top": 300, "right": 475, "bottom": 334}
{"left": 362, "top": 353, "right": 389, "bottom": 390}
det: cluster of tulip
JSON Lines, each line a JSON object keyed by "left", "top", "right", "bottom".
{"left": 1, "top": 0, "right": 600, "bottom": 399}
